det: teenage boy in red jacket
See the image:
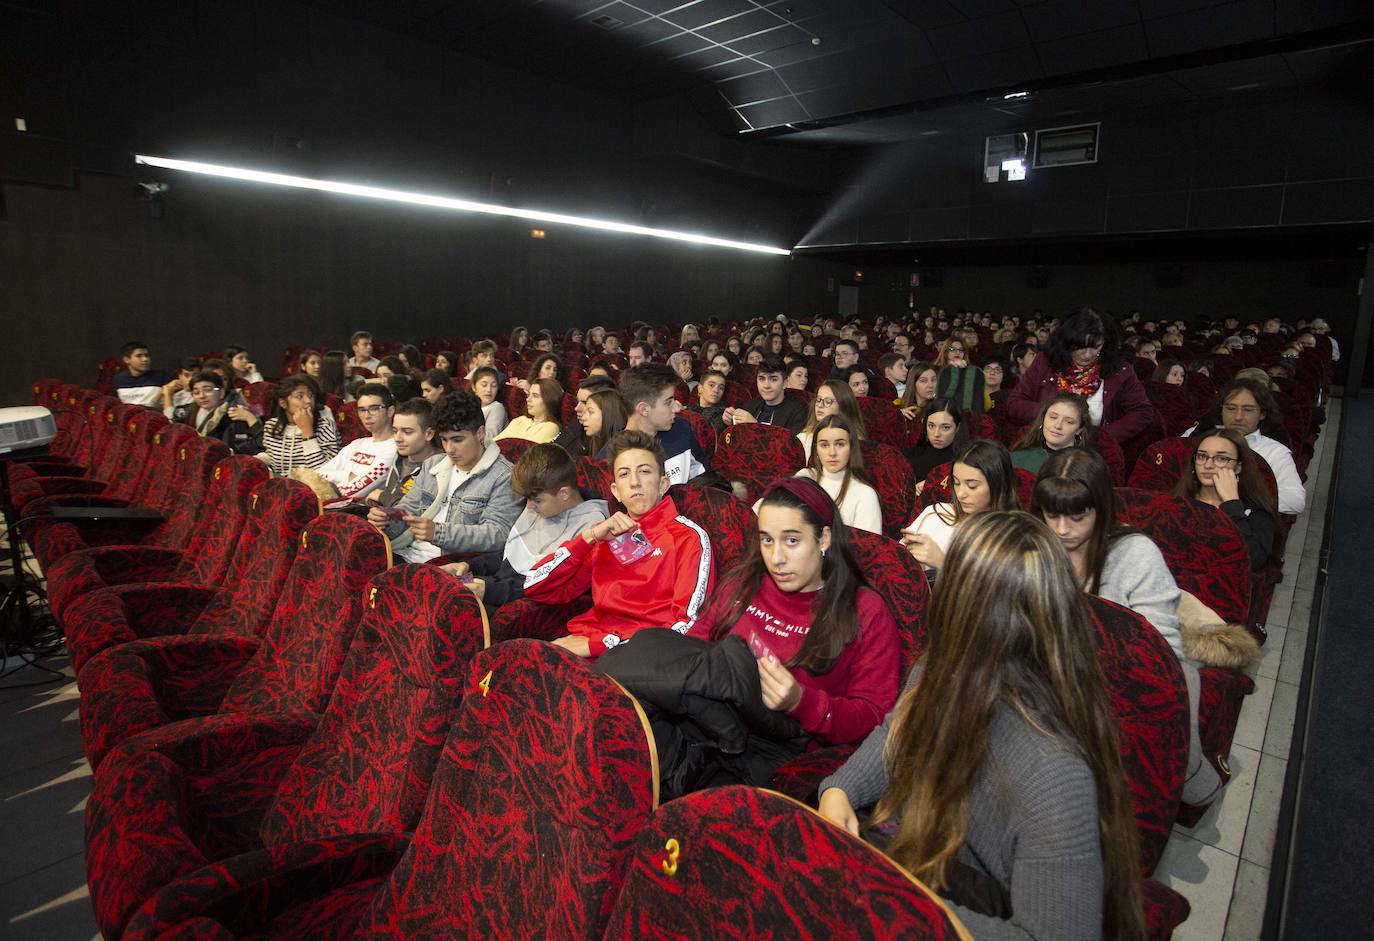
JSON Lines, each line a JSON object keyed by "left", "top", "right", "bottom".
{"left": 524, "top": 430, "right": 713, "bottom": 659}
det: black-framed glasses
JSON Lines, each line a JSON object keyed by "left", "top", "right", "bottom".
{"left": 1195, "top": 452, "right": 1237, "bottom": 467}
{"left": 357, "top": 405, "right": 388, "bottom": 415}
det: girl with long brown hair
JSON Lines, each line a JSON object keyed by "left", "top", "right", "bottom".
{"left": 798, "top": 379, "right": 867, "bottom": 460}
{"left": 818, "top": 511, "right": 1145, "bottom": 941}
{"left": 1172, "top": 428, "right": 1277, "bottom": 570}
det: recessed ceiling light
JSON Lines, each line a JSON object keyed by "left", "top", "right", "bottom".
{"left": 1003, "top": 91, "right": 1031, "bottom": 100}
{"left": 590, "top": 14, "right": 623, "bottom": 30}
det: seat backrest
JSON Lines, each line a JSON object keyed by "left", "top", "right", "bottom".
{"left": 169, "top": 456, "right": 272, "bottom": 586}
{"left": 1087, "top": 595, "right": 1189, "bottom": 874}
{"left": 258, "top": 564, "right": 489, "bottom": 846}
{"left": 715, "top": 424, "right": 805, "bottom": 501}
{"left": 670, "top": 484, "right": 756, "bottom": 574}
{"left": 1127, "top": 437, "right": 1192, "bottom": 492}
{"left": 602, "top": 786, "right": 968, "bottom": 941}
{"left": 335, "top": 401, "right": 366, "bottom": 444}
{"left": 859, "top": 441, "right": 916, "bottom": 540}
{"left": 855, "top": 396, "right": 901, "bottom": 447}
{"left": 243, "top": 380, "right": 275, "bottom": 417}
{"left": 1096, "top": 428, "right": 1127, "bottom": 486}
{"left": 355, "top": 640, "right": 657, "bottom": 939}
{"left": 495, "top": 436, "right": 534, "bottom": 465}
{"left": 1113, "top": 489, "right": 1251, "bottom": 623}
{"left": 218, "top": 513, "right": 393, "bottom": 715}
{"left": 920, "top": 462, "right": 952, "bottom": 509}
{"left": 576, "top": 456, "right": 615, "bottom": 503}
{"left": 107, "top": 410, "right": 171, "bottom": 501}
{"left": 677, "top": 407, "right": 716, "bottom": 460}
{"left": 848, "top": 528, "right": 930, "bottom": 673}
{"left": 141, "top": 432, "right": 232, "bottom": 548}
{"left": 186, "top": 479, "right": 321, "bottom": 640}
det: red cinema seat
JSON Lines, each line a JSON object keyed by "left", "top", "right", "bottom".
{"left": 715, "top": 423, "right": 805, "bottom": 504}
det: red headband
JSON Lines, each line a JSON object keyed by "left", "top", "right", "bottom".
{"left": 761, "top": 477, "right": 836, "bottom": 530}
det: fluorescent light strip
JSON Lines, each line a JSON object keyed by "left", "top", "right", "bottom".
{"left": 134, "top": 155, "right": 792, "bottom": 256}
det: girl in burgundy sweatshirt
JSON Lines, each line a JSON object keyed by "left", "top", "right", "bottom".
{"left": 689, "top": 476, "right": 901, "bottom": 750}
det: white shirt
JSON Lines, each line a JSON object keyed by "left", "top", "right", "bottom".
{"left": 903, "top": 503, "right": 958, "bottom": 557}
{"left": 316, "top": 435, "right": 397, "bottom": 500}
{"left": 1245, "top": 430, "right": 1306, "bottom": 515}
{"left": 1086, "top": 383, "right": 1105, "bottom": 426}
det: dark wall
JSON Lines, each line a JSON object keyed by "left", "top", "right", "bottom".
{"left": 853, "top": 258, "right": 1362, "bottom": 330}
{"left": 0, "top": 0, "right": 843, "bottom": 401}
{"left": 804, "top": 80, "right": 1374, "bottom": 247}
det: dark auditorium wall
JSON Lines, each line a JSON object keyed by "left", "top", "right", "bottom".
{"left": 852, "top": 258, "right": 1363, "bottom": 327}
{"left": 0, "top": 1, "right": 845, "bottom": 403}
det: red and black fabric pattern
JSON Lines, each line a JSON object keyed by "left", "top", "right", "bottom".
{"left": 64, "top": 477, "right": 319, "bottom": 678}
{"left": 494, "top": 436, "right": 534, "bottom": 465}
{"left": 46, "top": 455, "right": 268, "bottom": 626}
{"left": 1097, "top": 429, "right": 1128, "bottom": 487}
{"left": 1113, "top": 489, "right": 1251, "bottom": 624}
{"left": 352, "top": 640, "right": 656, "bottom": 939}
{"left": 214, "top": 513, "right": 394, "bottom": 717}
{"left": 859, "top": 440, "right": 917, "bottom": 540}
{"left": 490, "top": 595, "right": 596, "bottom": 646}
{"left": 11, "top": 399, "right": 126, "bottom": 507}
{"left": 74, "top": 482, "right": 323, "bottom": 766}
{"left": 855, "top": 396, "right": 903, "bottom": 448}
{"left": 670, "top": 484, "right": 756, "bottom": 574}
{"left": 84, "top": 565, "right": 487, "bottom": 940}
{"left": 603, "top": 786, "right": 970, "bottom": 941}
{"left": 576, "top": 456, "right": 614, "bottom": 502}
{"left": 336, "top": 402, "right": 365, "bottom": 444}
{"left": 715, "top": 423, "right": 806, "bottom": 504}
{"left": 920, "top": 463, "right": 953, "bottom": 509}
{"left": 32, "top": 430, "right": 226, "bottom": 574}
{"left": 1127, "top": 437, "right": 1193, "bottom": 492}
{"left": 1141, "top": 878, "right": 1191, "bottom": 941}
{"left": 678, "top": 407, "right": 717, "bottom": 462}
{"left": 1146, "top": 382, "right": 1198, "bottom": 437}
{"left": 1181, "top": 665, "right": 1256, "bottom": 827}
{"left": 259, "top": 563, "right": 489, "bottom": 846}
{"left": 1086, "top": 596, "right": 1189, "bottom": 872}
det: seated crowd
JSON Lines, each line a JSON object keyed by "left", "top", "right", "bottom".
{"left": 78, "top": 305, "right": 1334, "bottom": 939}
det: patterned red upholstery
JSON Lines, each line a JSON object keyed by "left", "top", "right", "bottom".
{"left": 1086, "top": 596, "right": 1189, "bottom": 872}
{"left": 121, "top": 641, "right": 658, "bottom": 941}
{"left": 1147, "top": 382, "right": 1198, "bottom": 436}
{"left": 46, "top": 455, "right": 268, "bottom": 626}
{"left": 859, "top": 440, "right": 917, "bottom": 539}
{"left": 1141, "top": 878, "right": 1191, "bottom": 941}
{"left": 920, "top": 462, "right": 952, "bottom": 509}
{"left": 770, "top": 529, "right": 928, "bottom": 803}
{"left": 490, "top": 595, "right": 596, "bottom": 645}
{"left": 335, "top": 402, "right": 365, "bottom": 444}
{"left": 855, "top": 395, "right": 901, "bottom": 447}
{"left": 64, "top": 478, "right": 318, "bottom": 677}
{"left": 678, "top": 407, "right": 717, "bottom": 461}
{"left": 1128, "top": 437, "right": 1193, "bottom": 492}
{"left": 494, "top": 436, "right": 534, "bottom": 465}
{"left": 670, "top": 484, "right": 755, "bottom": 574}
{"left": 1182, "top": 665, "right": 1256, "bottom": 827}
{"left": 74, "top": 482, "right": 327, "bottom": 767}
{"left": 17, "top": 407, "right": 165, "bottom": 521}
{"left": 576, "top": 455, "right": 614, "bottom": 501}
{"left": 32, "top": 430, "right": 227, "bottom": 572}
{"left": 1114, "top": 489, "right": 1251, "bottom": 624}
{"left": 1097, "top": 429, "right": 1127, "bottom": 487}
{"left": 84, "top": 565, "right": 486, "bottom": 939}
{"left": 603, "top": 786, "right": 969, "bottom": 941}
{"left": 715, "top": 423, "right": 805, "bottom": 503}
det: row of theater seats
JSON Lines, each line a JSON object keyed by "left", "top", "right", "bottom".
{"left": 19, "top": 377, "right": 1293, "bottom": 938}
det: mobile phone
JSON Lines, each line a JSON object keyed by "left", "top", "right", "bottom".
{"left": 381, "top": 506, "right": 408, "bottom": 521}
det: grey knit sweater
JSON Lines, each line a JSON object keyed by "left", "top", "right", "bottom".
{"left": 819, "top": 664, "right": 1104, "bottom": 941}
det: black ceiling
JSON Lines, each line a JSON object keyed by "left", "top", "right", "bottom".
{"left": 302, "top": 1, "right": 1374, "bottom": 144}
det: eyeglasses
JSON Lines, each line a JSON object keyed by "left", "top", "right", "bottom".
{"left": 356, "top": 405, "right": 388, "bottom": 415}
{"left": 1221, "top": 404, "right": 1260, "bottom": 415}
{"left": 815, "top": 397, "right": 836, "bottom": 408}
{"left": 1195, "top": 452, "right": 1238, "bottom": 467}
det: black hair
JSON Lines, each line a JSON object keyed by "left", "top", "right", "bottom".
{"left": 120, "top": 340, "right": 148, "bottom": 357}
{"left": 1045, "top": 307, "right": 1124, "bottom": 375}
{"left": 432, "top": 390, "right": 486, "bottom": 435}
{"left": 421, "top": 369, "right": 452, "bottom": 391}
{"left": 434, "top": 351, "right": 459, "bottom": 377}
{"left": 355, "top": 382, "right": 394, "bottom": 407}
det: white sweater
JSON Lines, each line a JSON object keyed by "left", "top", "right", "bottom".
{"left": 316, "top": 434, "right": 398, "bottom": 500}
{"left": 795, "top": 467, "right": 883, "bottom": 535}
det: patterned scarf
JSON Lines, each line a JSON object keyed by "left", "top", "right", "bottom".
{"left": 1054, "top": 362, "right": 1102, "bottom": 397}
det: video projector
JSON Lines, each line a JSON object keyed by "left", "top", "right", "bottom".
{"left": 0, "top": 406, "right": 57, "bottom": 454}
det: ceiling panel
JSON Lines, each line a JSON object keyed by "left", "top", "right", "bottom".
{"left": 1020, "top": 0, "right": 1143, "bottom": 43}
{"left": 928, "top": 11, "right": 1033, "bottom": 60}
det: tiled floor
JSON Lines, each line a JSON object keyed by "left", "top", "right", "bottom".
{"left": 0, "top": 404, "right": 1339, "bottom": 940}
{"left": 1153, "top": 398, "right": 1338, "bottom": 941}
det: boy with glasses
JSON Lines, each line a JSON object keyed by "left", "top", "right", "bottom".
{"left": 304, "top": 383, "right": 398, "bottom": 503}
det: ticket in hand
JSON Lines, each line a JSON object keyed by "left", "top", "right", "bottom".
{"left": 744, "top": 627, "right": 776, "bottom": 661}
{"left": 608, "top": 526, "right": 654, "bottom": 565}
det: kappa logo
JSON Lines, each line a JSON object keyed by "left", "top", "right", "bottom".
{"left": 651, "top": 548, "right": 664, "bottom": 558}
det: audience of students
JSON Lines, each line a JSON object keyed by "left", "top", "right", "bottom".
{"left": 622, "top": 364, "right": 710, "bottom": 486}
{"left": 495, "top": 377, "right": 563, "bottom": 443}
{"left": 725, "top": 356, "right": 809, "bottom": 432}
{"left": 257, "top": 375, "right": 341, "bottom": 476}
{"left": 1190, "top": 377, "right": 1305, "bottom": 515}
